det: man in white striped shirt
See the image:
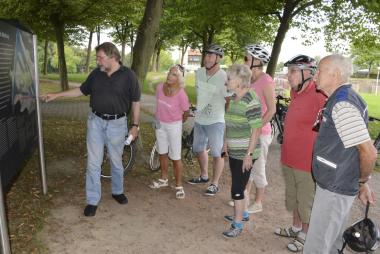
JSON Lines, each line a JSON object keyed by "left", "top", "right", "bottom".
{"left": 304, "top": 54, "right": 377, "bottom": 254}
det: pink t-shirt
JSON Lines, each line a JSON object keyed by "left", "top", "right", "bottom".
{"left": 251, "top": 73, "right": 275, "bottom": 135}
{"left": 155, "top": 83, "right": 190, "bottom": 123}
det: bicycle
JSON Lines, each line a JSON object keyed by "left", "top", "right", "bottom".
{"left": 100, "top": 137, "right": 137, "bottom": 178}
{"left": 150, "top": 106, "right": 197, "bottom": 171}
{"left": 270, "top": 95, "right": 290, "bottom": 144}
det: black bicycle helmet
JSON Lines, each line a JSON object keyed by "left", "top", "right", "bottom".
{"left": 339, "top": 202, "right": 380, "bottom": 253}
{"left": 204, "top": 43, "right": 224, "bottom": 58}
{"left": 284, "top": 54, "right": 317, "bottom": 74}
{"left": 284, "top": 54, "right": 317, "bottom": 92}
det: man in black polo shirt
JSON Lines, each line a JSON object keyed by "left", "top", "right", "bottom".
{"left": 42, "top": 42, "right": 141, "bottom": 217}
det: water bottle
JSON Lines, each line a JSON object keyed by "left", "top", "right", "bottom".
{"left": 124, "top": 134, "right": 133, "bottom": 145}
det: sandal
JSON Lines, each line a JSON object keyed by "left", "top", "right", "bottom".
{"left": 149, "top": 178, "right": 169, "bottom": 189}
{"left": 274, "top": 226, "right": 299, "bottom": 238}
{"left": 287, "top": 235, "right": 305, "bottom": 252}
{"left": 175, "top": 186, "right": 185, "bottom": 199}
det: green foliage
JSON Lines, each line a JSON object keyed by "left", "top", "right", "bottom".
{"left": 159, "top": 50, "right": 174, "bottom": 71}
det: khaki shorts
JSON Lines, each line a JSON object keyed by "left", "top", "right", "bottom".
{"left": 282, "top": 164, "right": 315, "bottom": 224}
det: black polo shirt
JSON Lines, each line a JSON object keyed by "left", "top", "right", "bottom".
{"left": 80, "top": 66, "right": 141, "bottom": 114}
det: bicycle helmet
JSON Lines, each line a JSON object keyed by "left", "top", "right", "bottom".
{"left": 284, "top": 54, "right": 317, "bottom": 74}
{"left": 245, "top": 44, "right": 271, "bottom": 65}
{"left": 338, "top": 202, "right": 380, "bottom": 253}
{"left": 284, "top": 54, "right": 317, "bottom": 92}
{"left": 204, "top": 43, "right": 224, "bottom": 58}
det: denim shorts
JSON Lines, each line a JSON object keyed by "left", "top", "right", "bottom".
{"left": 192, "top": 122, "right": 224, "bottom": 157}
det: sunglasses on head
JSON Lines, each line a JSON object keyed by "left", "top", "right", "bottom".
{"left": 312, "top": 107, "right": 325, "bottom": 132}
{"left": 175, "top": 64, "right": 185, "bottom": 76}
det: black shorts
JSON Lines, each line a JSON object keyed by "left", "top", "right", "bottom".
{"left": 229, "top": 157, "right": 256, "bottom": 200}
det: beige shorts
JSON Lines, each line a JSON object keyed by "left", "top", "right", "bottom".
{"left": 155, "top": 120, "right": 182, "bottom": 160}
{"left": 282, "top": 164, "right": 315, "bottom": 224}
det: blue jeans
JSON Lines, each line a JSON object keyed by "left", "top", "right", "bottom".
{"left": 86, "top": 113, "right": 128, "bottom": 205}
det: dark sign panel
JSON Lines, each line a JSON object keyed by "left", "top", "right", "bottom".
{"left": 0, "top": 20, "right": 37, "bottom": 190}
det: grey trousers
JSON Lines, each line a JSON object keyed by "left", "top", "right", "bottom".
{"left": 303, "top": 185, "right": 355, "bottom": 254}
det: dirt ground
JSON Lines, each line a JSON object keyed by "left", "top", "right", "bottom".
{"left": 37, "top": 138, "right": 380, "bottom": 254}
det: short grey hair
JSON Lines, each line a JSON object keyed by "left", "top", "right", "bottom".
{"left": 227, "top": 64, "right": 252, "bottom": 88}
{"left": 326, "top": 54, "right": 352, "bottom": 83}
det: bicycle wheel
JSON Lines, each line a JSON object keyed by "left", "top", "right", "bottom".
{"left": 149, "top": 141, "right": 160, "bottom": 171}
{"left": 101, "top": 142, "right": 136, "bottom": 178}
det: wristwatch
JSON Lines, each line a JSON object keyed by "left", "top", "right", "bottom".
{"left": 131, "top": 123, "right": 139, "bottom": 128}
{"left": 246, "top": 152, "right": 253, "bottom": 157}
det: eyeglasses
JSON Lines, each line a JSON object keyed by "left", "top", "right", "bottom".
{"left": 312, "top": 107, "right": 325, "bottom": 132}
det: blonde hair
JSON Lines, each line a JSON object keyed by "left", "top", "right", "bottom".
{"left": 169, "top": 65, "right": 185, "bottom": 88}
{"left": 227, "top": 64, "right": 252, "bottom": 88}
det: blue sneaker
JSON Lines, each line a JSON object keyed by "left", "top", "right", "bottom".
{"left": 222, "top": 223, "right": 243, "bottom": 238}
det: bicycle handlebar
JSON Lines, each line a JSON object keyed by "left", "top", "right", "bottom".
{"left": 369, "top": 116, "right": 380, "bottom": 122}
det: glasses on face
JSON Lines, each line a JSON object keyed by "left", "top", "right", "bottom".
{"left": 312, "top": 107, "right": 325, "bottom": 132}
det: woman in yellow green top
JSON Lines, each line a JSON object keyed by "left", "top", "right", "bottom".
{"left": 222, "top": 64, "right": 262, "bottom": 238}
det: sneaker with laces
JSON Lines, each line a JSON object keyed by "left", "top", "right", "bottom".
{"left": 187, "top": 176, "right": 209, "bottom": 185}
{"left": 205, "top": 184, "right": 219, "bottom": 196}
{"left": 224, "top": 215, "right": 249, "bottom": 223}
{"left": 222, "top": 224, "right": 243, "bottom": 238}
{"left": 247, "top": 202, "right": 263, "bottom": 214}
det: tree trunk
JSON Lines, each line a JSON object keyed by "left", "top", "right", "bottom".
{"left": 85, "top": 30, "right": 93, "bottom": 73}
{"left": 129, "top": 31, "right": 134, "bottom": 66}
{"left": 266, "top": 1, "right": 297, "bottom": 77}
{"left": 96, "top": 26, "right": 101, "bottom": 46}
{"left": 121, "top": 42, "right": 126, "bottom": 64}
{"left": 368, "top": 60, "right": 373, "bottom": 78}
{"left": 180, "top": 46, "right": 187, "bottom": 66}
{"left": 155, "top": 47, "right": 161, "bottom": 71}
{"left": 51, "top": 15, "right": 69, "bottom": 91}
{"left": 131, "top": 0, "right": 163, "bottom": 86}
{"left": 150, "top": 50, "right": 157, "bottom": 72}
{"left": 43, "top": 39, "right": 49, "bottom": 75}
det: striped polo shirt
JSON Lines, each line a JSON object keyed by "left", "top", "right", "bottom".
{"left": 225, "top": 90, "right": 262, "bottom": 160}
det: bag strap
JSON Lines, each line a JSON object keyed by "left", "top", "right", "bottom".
{"left": 365, "top": 201, "right": 370, "bottom": 219}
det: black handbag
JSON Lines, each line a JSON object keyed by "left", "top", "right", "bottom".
{"left": 338, "top": 202, "right": 380, "bottom": 253}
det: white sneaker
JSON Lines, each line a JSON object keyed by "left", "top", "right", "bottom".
{"left": 247, "top": 202, "right": 263, "bottom": 214}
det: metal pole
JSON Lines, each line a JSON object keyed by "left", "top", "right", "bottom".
{"left": 0, "top": 175, "right": 11, "bottom": 254}
{"left": 376, "top": 67, "right": 380, "bottom": 96}
{"left": 33, "top": 35, "right": 47, "bottom": 195}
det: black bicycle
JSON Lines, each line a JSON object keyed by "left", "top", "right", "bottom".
{"left": 150, "top": 106, "right": 197, "bottom": 171}
{"left": 271, "top": 95, "right": 290, "bottom": 144}
{"left": 100, "top": 137, "right": 136, "bottom": 178}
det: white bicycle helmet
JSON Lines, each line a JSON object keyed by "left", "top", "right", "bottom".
{"left": 245, "top": 44, "right": 270, "bottom": 64}
{"left": 205, "top": 43, "right": 224, "bottom": 58}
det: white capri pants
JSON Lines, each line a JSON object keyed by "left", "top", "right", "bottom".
{"left": 249, "top": 134, "right": 272, "bottom": 188}
{"left": 155, "top": 120, "right": 182, "bottom": 161}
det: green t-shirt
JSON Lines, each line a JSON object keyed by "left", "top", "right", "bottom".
{"left": 225, "top": 90, "right": 262, "bottom": 160}
{"left": 194, "top": 67, "right": 230, "bottom": 125}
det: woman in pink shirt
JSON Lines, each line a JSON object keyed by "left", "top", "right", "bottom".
{"left": 149, "top": 65, "right": 190, "bottom": 199}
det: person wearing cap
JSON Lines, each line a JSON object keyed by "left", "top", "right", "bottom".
{"left": 187, "top": 43, "right": 231, "bottom": 196}
{"left": 149, "top": 65, "right": 190, "bottom": 199}
{"left": 304, "top": 54, "right": 377, "bottom": 253}
{"left": 41, "top": 42, "right": 141, "bottom": 217}
{"left": 274, "top": 54, "right": 326, "bottom": 252}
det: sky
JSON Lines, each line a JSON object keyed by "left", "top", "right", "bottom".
{"left": 91, "top": 27, "right": 330, "bottom": 63}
